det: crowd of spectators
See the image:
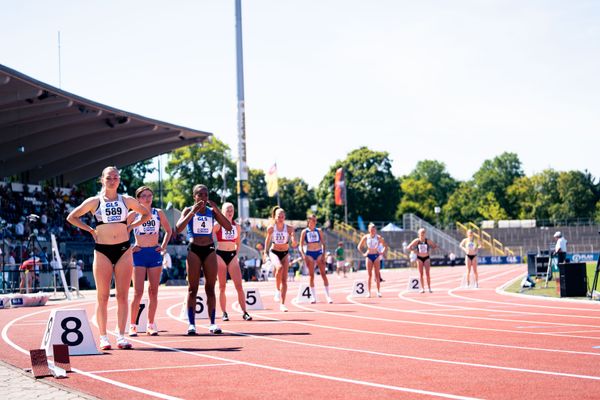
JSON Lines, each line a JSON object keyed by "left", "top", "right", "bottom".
{"left": 0, "top": 182, "right": 91, "bottom": 265}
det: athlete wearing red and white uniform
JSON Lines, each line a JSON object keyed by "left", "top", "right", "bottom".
{"left": 214, "top": 202, "right": 252, "bottom": 322}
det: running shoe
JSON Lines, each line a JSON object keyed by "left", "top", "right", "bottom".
{"left": 187, "top": 324, "right": 197, "bottom": 336}
{"left": 279, "top": 304, "right": 288, "bottom": 312}
{"left": 326, "top": 296, "right": 333, "bottom": 304}
{"left": 474, "top": 283, "right": 479, "bottom": 289}
{"left": 208, "top": 324, "right": 223, "bottom": 334}
{"left": 116, "top": 336, "right": 132, "bottom": 349}
{"left": 377, "top": 292, "right": 382, "bottom": 298}
{"left": 428, "top": 288, "right": 433, "bottom": 293}
{"left": 419, "top": 288, "right": 425, "bottom": 293}
{"left": 99, "top": 335, "right": 111, "bottom": 351}
{"left": 128, "top": 324, "right": 138, "bottom": 337}
{"left": 310, "top": 297, "right": 317, "bottom": 304}
{"left": 222, "top": 312, "right": 229, "bottom": 321}
{"left": 273, "top": 291, "right": 281, "bottom": 302}
{"left": 146, "top": 323, "right": 158, "bottom": 336}
{"left": 243, "top": 312, "right": 253, "bottom": 321}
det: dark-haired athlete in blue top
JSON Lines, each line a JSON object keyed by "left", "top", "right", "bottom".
{"left": 175, "top": 184, "right": 232, "bottom": 335}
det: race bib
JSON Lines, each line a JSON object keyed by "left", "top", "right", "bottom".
{"left": 222, "top": 226, "right": 237, "bottom": 241}
{"left": 306, "top": 231, "right": 319, "bottom": 243}
{"left": 192, "top": 215, "right": 213, "bottom": 235}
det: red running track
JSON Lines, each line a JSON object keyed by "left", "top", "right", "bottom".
{"left": 1, "top": 264, "right": 600, "bottom": 399}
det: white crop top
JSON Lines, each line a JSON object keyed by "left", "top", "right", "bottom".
{"left": 94, "top": 194, "right": 128, "bottom": 225}
{"left": 272, "top": 224, "right": 289, "bottom": 245}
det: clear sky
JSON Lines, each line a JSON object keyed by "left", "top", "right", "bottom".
{"left": 2, "top": 1, "right": 599, "bottom": 188}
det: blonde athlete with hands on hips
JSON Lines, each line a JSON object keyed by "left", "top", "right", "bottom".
{"left": 128, "top": 186, "right": 171, "bottom": 337}
{"left": 67, "top": 166, "right": 150, "bottom": 351}
{"left": 175, "top": 184, "right": 232, "bottom": 335}
{"left": 459, "top": 229, "right": 481, "bottom": 288}
{"left": 214, "top": 202, "right": 252, "bottom": 322}
{"left": 299, "top": 214, "right": 332, "bottom": 304}
{"left": 357, "top": 223, "right": 387, "bottom": 298}
{"left": 406, "top": 228, "right": 438, "bottom": 293}
{"left": 264, "top": 207, "right": 297, "bottom": 312}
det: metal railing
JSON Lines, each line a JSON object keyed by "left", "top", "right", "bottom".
{"left": 403, "top": 213, "right": 462, "bottom": 255}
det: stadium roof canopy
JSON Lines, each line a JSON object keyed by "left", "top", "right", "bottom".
{"left": 0, "top": 64, "right": 211, "bottom": 185}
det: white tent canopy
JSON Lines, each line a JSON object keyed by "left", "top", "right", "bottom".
{"left": 381, "top": 223, "right": 403, "bottom": 232}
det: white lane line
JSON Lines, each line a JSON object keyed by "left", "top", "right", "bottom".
{"left": 130, "top": 303, "right": 483, "bottom": 400}
{"left": 446, "top": 288, "right": 600, "bottom": 319}
{"left": 1, "top": 302, "right": 183, "bottom": 400}
{"left": 207, "top": 301, "right": 600, "bottom": 382}
{"left": 346, "top": 294, "right": 600, "bottom": 339}
{"left": 87, "top": 362, "right": 236, "bottom": 374}
{"left": 379, "top": 270, "right": 600, "bottom": 328}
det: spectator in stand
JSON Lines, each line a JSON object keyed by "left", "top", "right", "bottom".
{"left": 553, "top": 231, "right": 568, "bottom": 264}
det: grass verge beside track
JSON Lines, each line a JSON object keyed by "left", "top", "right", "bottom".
{"left": 505, "top": 262, "right": 599, "bottom": 300}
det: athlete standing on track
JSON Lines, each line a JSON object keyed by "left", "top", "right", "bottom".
{"left": 357, "top": 223, "right": 387, "bottom": 297}
{"left": 128, "top": 186, "right": 172, "bottom": 337}
{"left": 67, "top": 166, "right": 150, "bottom": 350}
{"left": 459, "top": 229, "right": 481, "bottom": 288}
{"left": 214, "top": 202, "right": 252, "bottom": 322}
{"left": 264, "top": 207, "right": 297, "bottom": 312}
{"left": 406, "top": 228, "right": 438, "bottom": 293}
{"left": 299, "top": 214, "right": 332, "bottom": 303}
{"left": 175, "top": 184, "right": 232, "bottom": 335}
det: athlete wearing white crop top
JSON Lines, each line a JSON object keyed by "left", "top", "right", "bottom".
{"left": 264, "top": 207, "right": 297, "bottom": 311}
{"left": 459, "top": 229, "right": 481, "bottom": 288}
{"left": 67, "top": 166, "right": 150, "bottom": 351}
{"left": 357, "top": 223, "right": 387, "bottom": 298}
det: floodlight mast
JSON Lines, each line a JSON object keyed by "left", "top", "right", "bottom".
{"left": 235, "top": 0, "right": 249, "bottom": 226}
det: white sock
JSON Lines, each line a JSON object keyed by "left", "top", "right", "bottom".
{"left": 310, "top": 287, "right": 315, "bottom": 296}
{"left": 324, "top": 286, "right": 330, "bottom": 296}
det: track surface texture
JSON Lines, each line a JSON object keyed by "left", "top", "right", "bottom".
{"left": 2, "top": 264, "right": 599, "bottom": 400}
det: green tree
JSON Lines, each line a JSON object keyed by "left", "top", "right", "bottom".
{"left": 395, "top": 178, "right": 437, "bottom": 221}
{"left": 408, "top": 160, "right": 458, "bottom": 207}
{"left": 278, "top": 177, "right": 315, "bottom": 220}
{"left": 550, "top": 170, "right": 596, "bottom": 221}
{"left": 248, "top": 168, "right": 274, "bottom": 218}
{"left": 442, "top": 181, "right": 480, "bottom": 223}
{"left": 473, "top": 152, "right": 523, "bottom": 217}
{"left": 119, "top": 159, "right": 156, "bottom": 195}
{"left": 164, "top": 138, "right": 236, "bottom": 209}
{"left": 507, "top": 170, "right": 560, "bottom": 220}
{"left": 316, "top": 147, "right": 400, "bottom": 224}
{"left": 477, "top": 192, "right": 508, "bottom": 220}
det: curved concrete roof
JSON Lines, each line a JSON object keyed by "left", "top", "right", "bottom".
{"left": 0, "top": 64, "right": 211, "bottom": 184}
